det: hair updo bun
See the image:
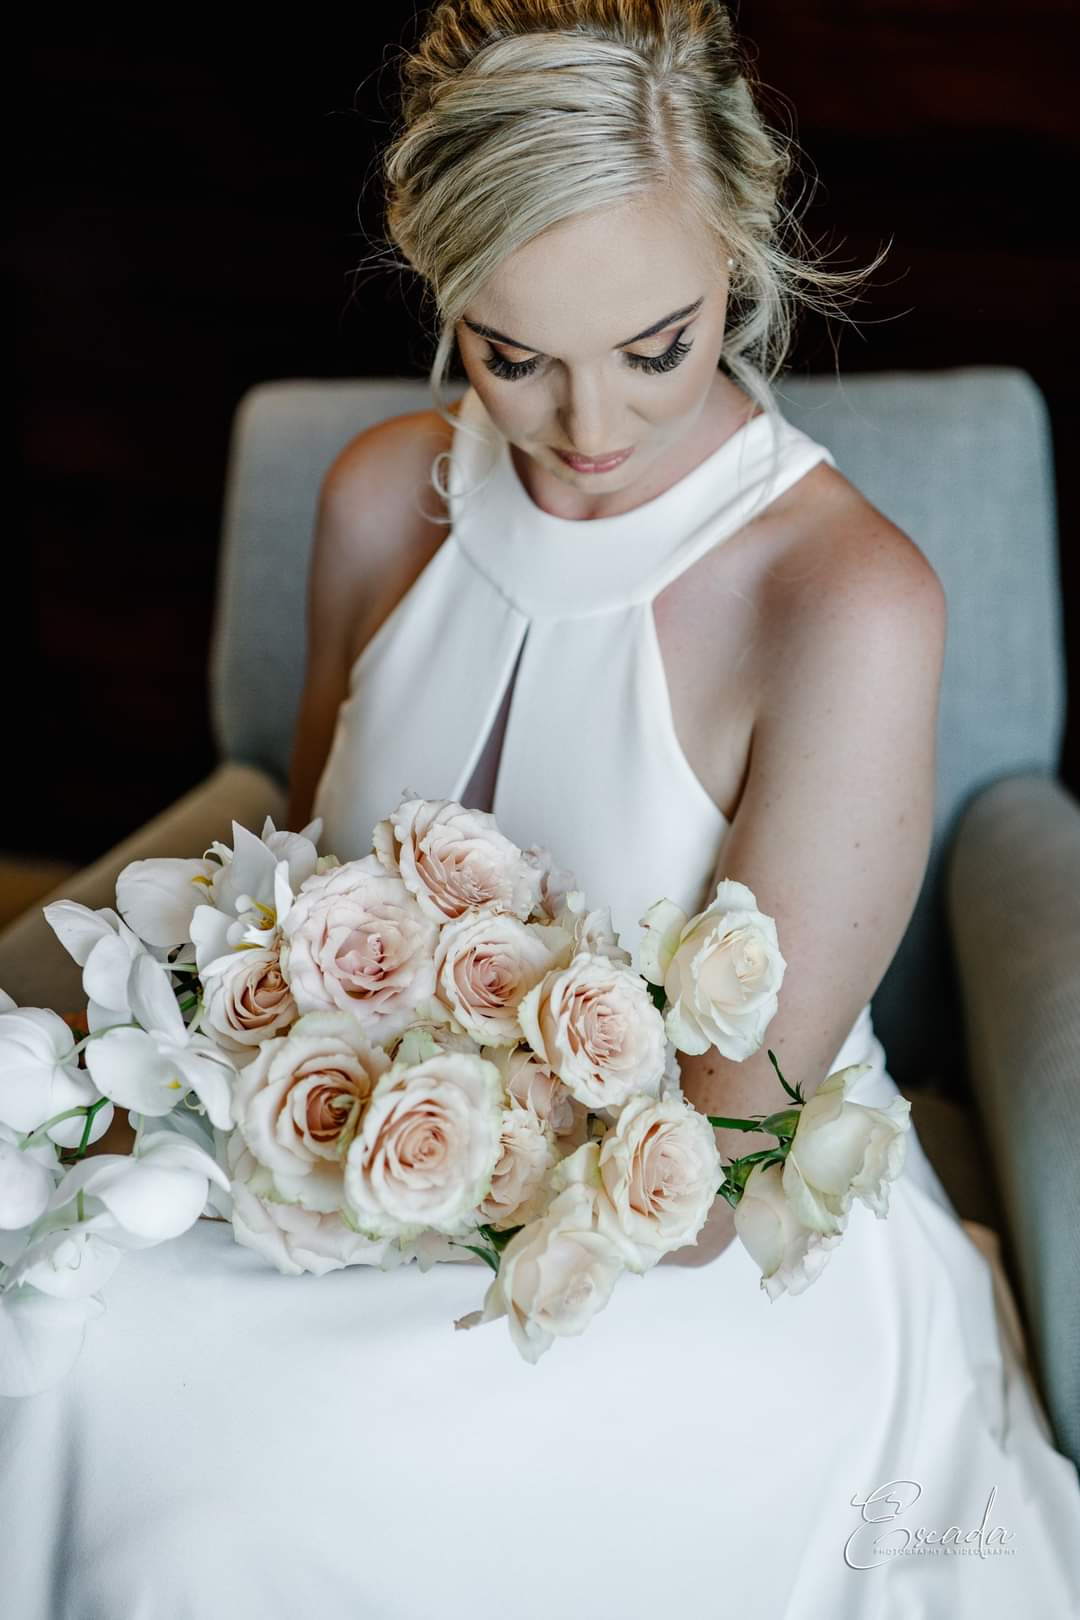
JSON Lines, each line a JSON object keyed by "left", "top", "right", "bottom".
{"left": 364, "top": 1, "right": 887, "bottom": 505}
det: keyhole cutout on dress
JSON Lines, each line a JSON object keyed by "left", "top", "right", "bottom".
{"left": 458, "top": 628, "right": 529, "bottom": 816}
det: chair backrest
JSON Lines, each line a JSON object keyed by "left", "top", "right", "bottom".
{"left": 209, "top": 366, "right": 1065, "bottom": 1092}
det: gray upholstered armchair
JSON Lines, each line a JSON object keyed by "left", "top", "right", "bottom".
{"left": 2, "top": 368, "right": 1077, "bottom": 1469}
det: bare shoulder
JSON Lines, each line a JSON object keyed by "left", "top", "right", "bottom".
{"left": 315, "top": 396, "right": 463, "bottom": 659}
{"left": 759, "top": 462, "right": 947, "bottom": 667}
{"left": 319, "top": 396, "right": 462, "bottom": 570}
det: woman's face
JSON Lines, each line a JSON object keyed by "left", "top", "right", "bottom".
{"left": 455, "top": 194, "right": 733, "bottom": 518}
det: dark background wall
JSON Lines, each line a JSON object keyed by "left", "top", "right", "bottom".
{"left": 12, "top": 3, "right": 1078, "bottom": 865}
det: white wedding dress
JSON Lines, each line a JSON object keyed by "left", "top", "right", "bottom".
{"left": 3, "top": 385, "right": 1079, "bottom": 1618}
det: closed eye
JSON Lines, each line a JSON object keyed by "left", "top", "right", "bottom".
{"left": 483, "top": 326, "right": 695, "bottom": 382}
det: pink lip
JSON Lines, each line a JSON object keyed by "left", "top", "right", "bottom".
{"left": 554, "top": 446, "right": 634, "bottom": 474}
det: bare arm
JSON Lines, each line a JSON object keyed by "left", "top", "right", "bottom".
{"left": 676, "top": 522, "right": 948, "bottom": 1168}
{"left": 285, "top": 461, "right": 366, "bottom": 833}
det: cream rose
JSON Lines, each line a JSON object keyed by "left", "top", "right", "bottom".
{"left": 519, "top": 843, "right": 582, "bottom": 925}
{"left": 230, "top": 1010, "right": 391, "bottom": 1211}
{"left": 454, "top": 1175, "right": 626, "bottom": 1364}
{"left": 476, "top": 1106, "right": 559, "bottom": 1230}
{"left": 597, "top": 1093, "right": 723, "bottom": 1272}
{"left": 279, "top": 854, "right": 440, "bottom": 1043}
{"left": 372, "top": 793, "right": 543, "bottom": 923}
{"left": 385, "top": 1020, "right": 481, "bottom": 1067}
{"left": 343, "top": 1051, "right": 504, "bottom": 1241}
{"left": 433, "top": 910, "right": 573, "bottom": 1046}
{"left": 517, "top": 951, "right": 667, "bottom": 1111}
{"left": 733, "top": 1159, "right": 845, "bottom": 1300}
{"left": 519, "top": 851, "right": 631, "bottom": 966}
{"left": 495, "top": 1043, "right": 579, "bottom": 1138}
{"left": 783, "top": 1063, "right": 911, "bottom": 1233}
{"left": 226, "top": 1132, "right": 396, "bottom": 1276}
{"left": 639, "top": 879, "right": 787, "bottom": 1059}
{"left": 199, "top": 943, "right": 297, "bottom": 1056}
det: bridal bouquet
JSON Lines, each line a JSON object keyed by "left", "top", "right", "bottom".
{"left": 0, "top": 792, "right": 910, "bottom": 1386}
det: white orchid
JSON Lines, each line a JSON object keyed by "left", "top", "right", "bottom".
{"left": 31, "top": 1128, "right": 230, "bottom": 1252}
{"left": 0, "top": 1121, "right": 61, "bottom": 1230}
{"left": 42, "top": 900, "right": 155, "bottom": 1033}
{"left": 0, "top": 1130, "right": 229, "bottom": 1397}
{"left": 2, "top": 1225, "right": 125, "bottom": 1299}
{"left": 84, "top": 954, "right": 236, "bottom": 1130}
{"left": 0, "top": 1001, "right": 114, "bottom": 1147}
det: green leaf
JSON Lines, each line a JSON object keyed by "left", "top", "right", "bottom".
{"left": 706, "top": 1115, "right": 768, "bottom": 1132}
{"left": 454, "top": 1243, "right": 500, "bottom": 1274}
{"left": 646, "top": 980, "right": 668, "bottom": 1015}
{"left": 476, "top": 1222, "right": 524, "bottom": 1253}
{"left": 758, "top": 1108, "right": 800, "bottom": 1140}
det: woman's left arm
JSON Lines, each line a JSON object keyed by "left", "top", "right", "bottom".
{"left": 677, "top": 524, "right": 948, "bottom": 1170}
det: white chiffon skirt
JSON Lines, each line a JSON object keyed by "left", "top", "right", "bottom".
{"left": 3, "top": 1028, "right": 1079, "bottom": 1619}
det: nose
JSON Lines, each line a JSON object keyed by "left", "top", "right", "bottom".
{"left": 557, "top": 373, "right": 622, "bottom": 458}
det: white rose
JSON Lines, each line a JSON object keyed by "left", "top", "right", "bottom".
{"left": 433, "top": 910, "right": 572, "bottom": 1046}
{"left": 784, "top": 1063, "right": 911, "bottom": 1232}
{"left": 517, "top": 952, "right": 667, "bottom": 1111}
{"left": 343, "top": 1052, "right": 504, "bottom": 1241}
{"left": 225, "top": 1132, "right": 395, "bottom": 1276}
{"left": 279, "top": 854, "right": 441, "bottom": 1043}
{"left": 476, "top": 1107, "right": 559, "bottom": 1230}
{"left": 454, "top": 1177, "right": 626, "bottom": 1364}
{"left": 199, "top": 943, "right": 297, "bottom": 1056}
{"left": 230, "top": 1010, "right": 391, "bottom": 1212}
{"left": 372, "top": 793, "right": 543, "bottom": 923}
{"left": 597, "top": 1093, "right": 723, "bottom": 1271}
{"left": 640, "top": 879, "right": 787, "bottom": 1059}
{"left": 733, "top": 1159, "right": 845, "bottom": 1300}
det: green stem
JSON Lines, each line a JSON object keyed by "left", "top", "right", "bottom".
{"left": 19, "top": 1096, "right": 110, "bottom": 1152}
{"left": 71, "top": 1020, "right": 141, "bottom": 1058}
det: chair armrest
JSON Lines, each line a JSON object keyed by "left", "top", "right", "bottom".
{"left": 946, "top": 769, "right": 1080, "bottom": 1466}
{"left": 0, "top": 762, "right": 286, "bottom": 1013}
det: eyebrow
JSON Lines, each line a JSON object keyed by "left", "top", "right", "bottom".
{"left": 460, "top": 296, "right": 705, "bottom": 356}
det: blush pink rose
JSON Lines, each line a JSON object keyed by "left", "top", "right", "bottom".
{"left": 279, "top": 853, "right": 440, "bottom": 1043}
{"left": 230, "top": 1009, "right": 392, "bottom": 1211}
{"left": 433, "top": 910, "right": 572, "bottom": 1046}
{"left": 495, "top": 1043, "right": 579, "bottom": 1138}
{"left": 597, "top": 1093, "right": 723, "bottom": 1272}
{"left": 371, "top": 794, "right": 543, "bottom": 923}
{"left": 343, "top": 1051, "right": 504, "bottom": 1241}
{"left": 475, "top": 1106, "right": 558, "bottom": 1230}
{"left": 517, "top": 951, "right": 668, "bottom": 1112}
{"left": 226, "top": 1133, "right": 396, "bottom": 1276}
{"left": 199, "top": 944, "right": 297, "bottom": 1057}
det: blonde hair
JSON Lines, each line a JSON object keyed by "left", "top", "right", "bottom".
{"left": 365, "top": 0, "right": 889, "bottom": 515}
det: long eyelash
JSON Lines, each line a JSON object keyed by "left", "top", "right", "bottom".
{"left": 482, "top": 328, "right": 695, "bottom": 382}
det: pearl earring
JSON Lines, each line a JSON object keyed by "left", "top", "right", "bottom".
{"left": 727, "top": 256, "right": 735, "bottom": 268}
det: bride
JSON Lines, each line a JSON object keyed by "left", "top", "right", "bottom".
{"left": 3, "top": 3, "right": 1079, "bottom": 1616}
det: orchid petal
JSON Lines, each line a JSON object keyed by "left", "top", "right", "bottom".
{"left": 84, "top": 1027, "right": 191, "bottom": 1115}
{"left": 127, "top": 953, "right": 187, "bottom": 1044}
{"left": 41, "top": 901, "right": 121, "bottom": 967}
{"left": 0, "top": 1287, "right": 105, "bottom": 1397}
{"left": 116, "top": 857, "right": 212, "bottom": 947}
